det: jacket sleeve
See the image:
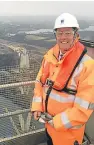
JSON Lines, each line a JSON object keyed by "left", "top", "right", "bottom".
{"left": 31, "top": 59, "right": 44, "bottom": 112}
{"left": 53, "top": 60, "right": 94, "bottom": 131}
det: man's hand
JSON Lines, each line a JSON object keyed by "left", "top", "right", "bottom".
{"left": 33, "top": 112, "right": 54, "bottom": 126}
{"left": 33, "top": 111, "right": 41, "bottom": 120}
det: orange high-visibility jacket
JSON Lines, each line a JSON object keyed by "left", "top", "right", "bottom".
{"left": 31, "top": 41, "right": 94, "bottom": 145}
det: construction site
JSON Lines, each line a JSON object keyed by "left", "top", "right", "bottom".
{"left": 0, "top": 37, "right": 93, "bottom": 145}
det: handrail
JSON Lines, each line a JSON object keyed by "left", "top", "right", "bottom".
{"left": 0, "top": 80, "right": 35, "bottom": 89}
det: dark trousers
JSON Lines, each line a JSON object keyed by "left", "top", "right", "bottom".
{"left": 46, "top": 130, "right": 53, "bottom": 145}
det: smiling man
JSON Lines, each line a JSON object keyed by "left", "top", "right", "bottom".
{"left": 31, "top": 13, "right": 94, "bottom": 145}
{"left": 55, "top": 27, "right": 75, "bottom": 54}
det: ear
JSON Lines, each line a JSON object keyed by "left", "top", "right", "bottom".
{"left": 77, "top": 33, "right": 80, "bottom": 39}
{"left": 75, "top": 32, "right": 80, "bottom": 40}
{"left": 54, "top": 32, "right": 57, "bottom": 41}
{"left": 74, "top": 31, "right": 79, "bottom": 39}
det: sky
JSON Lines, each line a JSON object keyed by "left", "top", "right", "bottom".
{"left": 0, "top": 1, "right": 94, "bottom": 18}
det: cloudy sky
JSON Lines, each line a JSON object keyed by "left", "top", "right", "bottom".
{"left": 0, "top": 1, "right": 94, "bottom": 18}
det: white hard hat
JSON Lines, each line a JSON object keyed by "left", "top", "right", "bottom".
{"left": 54, "top": 13, "right": 79, "bottom": 30}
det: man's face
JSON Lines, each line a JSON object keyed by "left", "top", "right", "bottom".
{"left": 55, "top": 27, "right": 75, "bottom": 54}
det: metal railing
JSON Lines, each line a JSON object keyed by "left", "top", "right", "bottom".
{"left": 0, "top": 39, "right": 93, "bottom": 145}
{"left": 0, "top": 63, "right": 46, "bottom": 145}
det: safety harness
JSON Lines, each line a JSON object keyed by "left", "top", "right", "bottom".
{"left": 45, "top": 48, "right": 87, "bottom": 112}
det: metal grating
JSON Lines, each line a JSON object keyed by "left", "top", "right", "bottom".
{"left": 0, "top": 62, "right": 45, "bottom": 145}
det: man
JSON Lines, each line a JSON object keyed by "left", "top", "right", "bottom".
{"left": 31, "top": 13, "right": 94, "bottom": 145}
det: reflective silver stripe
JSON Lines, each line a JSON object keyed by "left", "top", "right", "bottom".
{"left": 50, "top": 92, "right": 75, "bottom": 103}
{"left": 61, "top": 112, "right": 72, "bottom": 128}
{"left": 80, "top": 55, "right": 92, "bottom": 63}
{"left": 70, "top": 55, "right": 92, "bottom": 90}
{"left": 75, "top": 97, "right": 94, "bottom": 110}
{"left": 72, "top": 124, "right": 84, "bottom": 129}
{"left": 70, "top": 63, "right": 83, "bottom": 90}
{"left": 32, "top": 97, "right": 42, "bottom": 103}
{"left": 61, "top": 112, "right": 84, "bottom": 129}
{"left": 89, "top": 103, "right": 94, "bottom": 109}
{"left": 75, "top": 97, "right": 89, "bottom": 109}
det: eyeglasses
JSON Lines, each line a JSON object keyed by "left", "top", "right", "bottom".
{"left": 54, "top": 30, "right": 74, "bottom": 37}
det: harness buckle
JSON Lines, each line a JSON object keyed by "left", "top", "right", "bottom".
{"left": 46, "top": 79, "right": 54, "bottom": 87}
